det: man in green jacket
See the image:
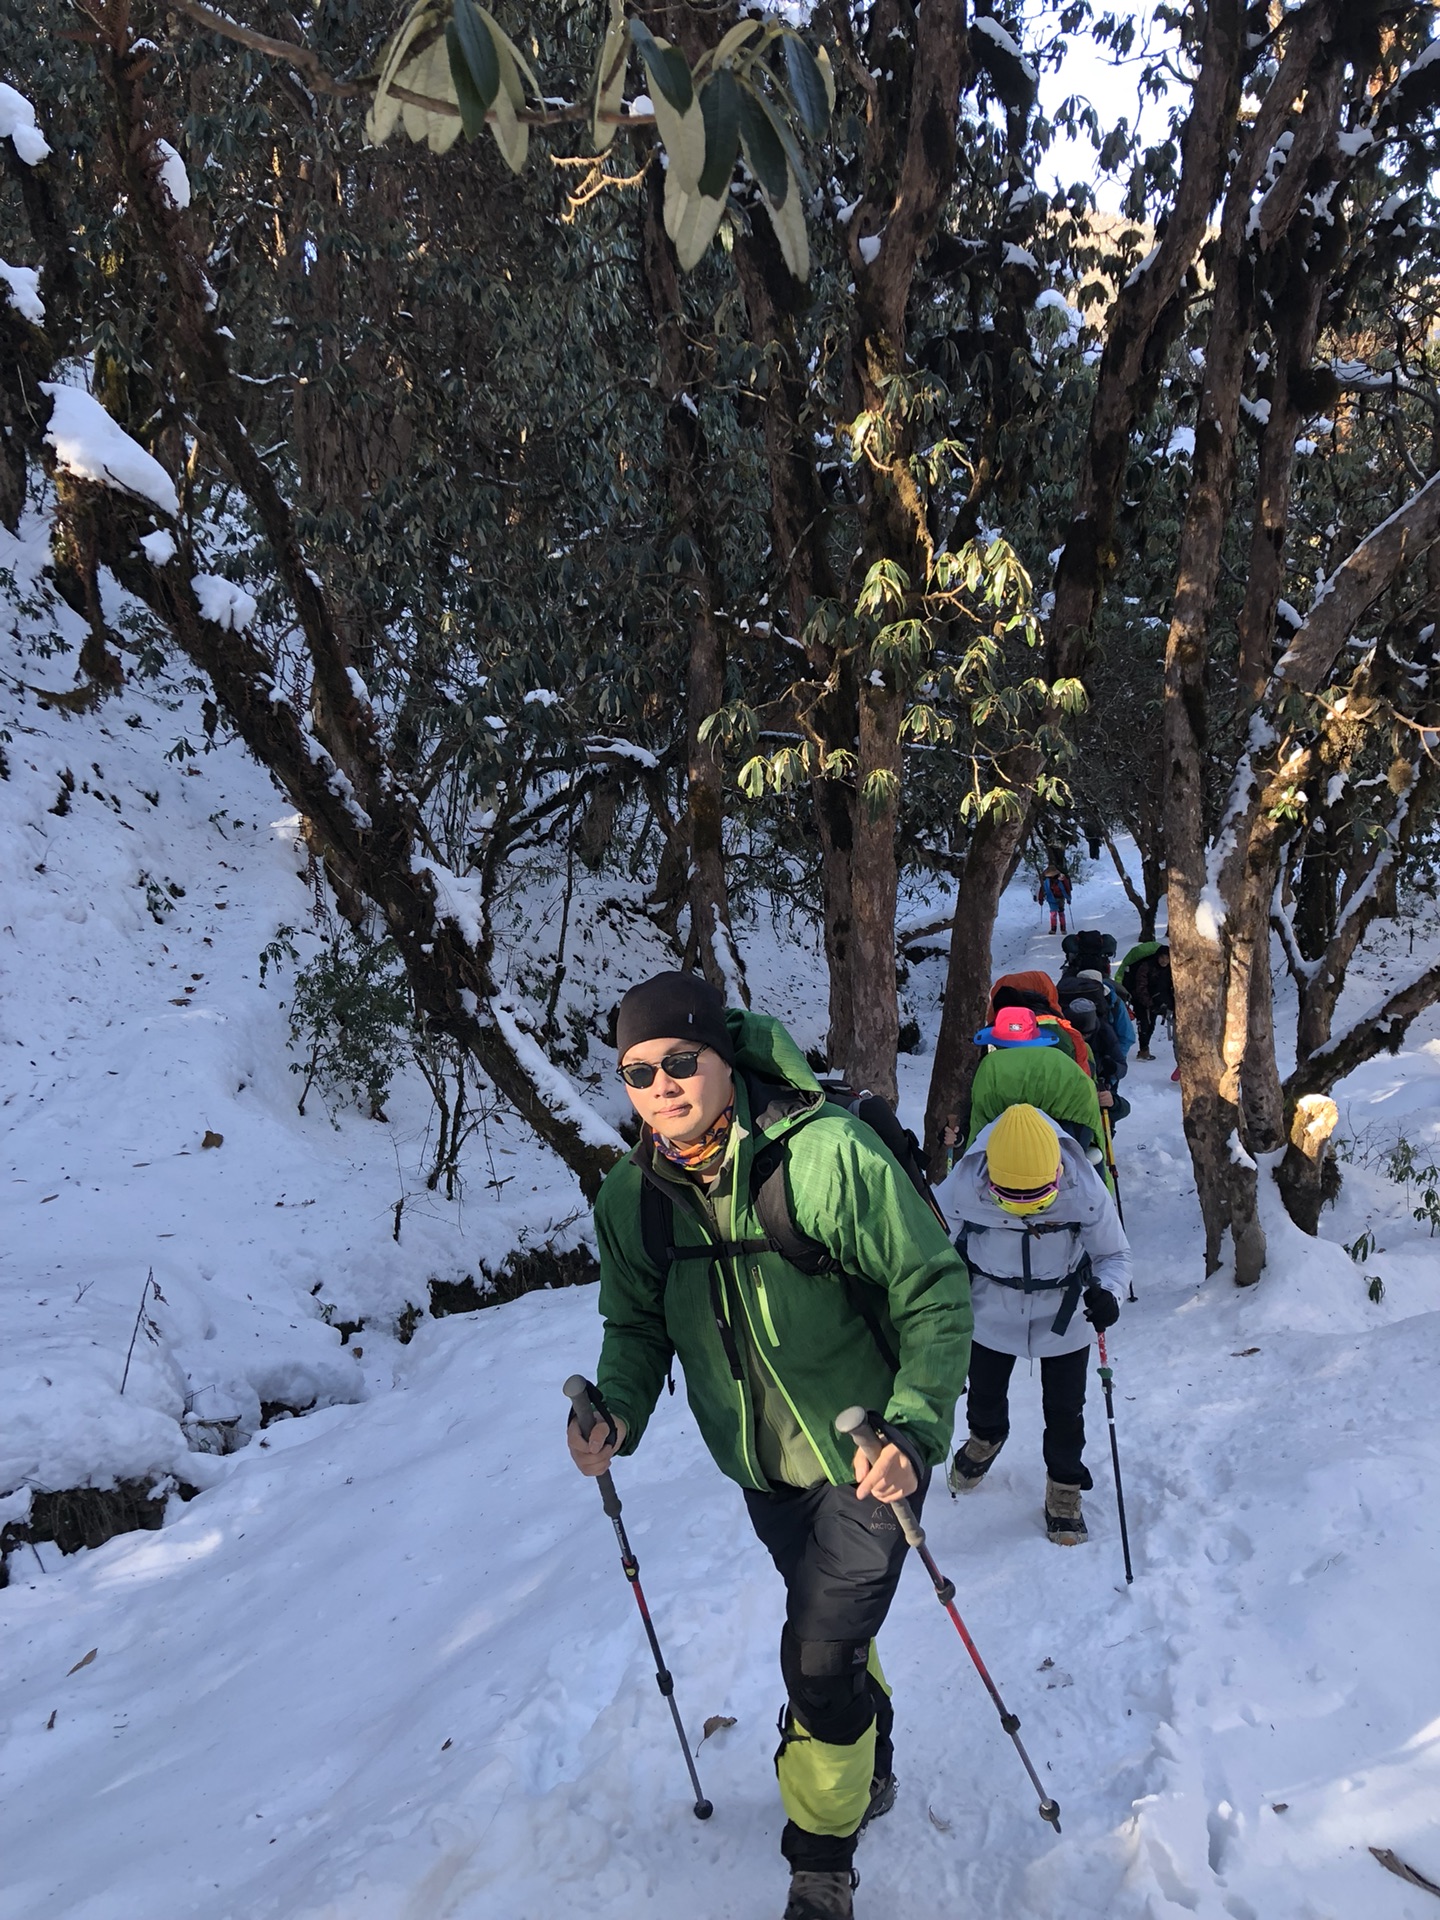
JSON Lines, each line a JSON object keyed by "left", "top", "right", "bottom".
{"left": 567, "top": 972, "right": 971, "bottom": 1920}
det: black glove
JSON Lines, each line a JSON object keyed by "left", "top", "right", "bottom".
{"left": 1083, "top": 1284, "right": 1120, "bottom": 1331}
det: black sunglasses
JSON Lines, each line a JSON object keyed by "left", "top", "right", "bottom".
{"left": 619, "top": 1047, "right": 709, "bottom": 1089}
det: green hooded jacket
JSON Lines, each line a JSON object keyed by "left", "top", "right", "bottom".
{"left": 594, "top": 1010, "right": 972, "bottom": 1492}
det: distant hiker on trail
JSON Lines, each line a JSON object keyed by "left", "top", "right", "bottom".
{"left": 1060, "top": 932, "right": 1137, "bottom": 1056}
{"left": 1036, "top": 864, "right": 1071, "bottom": 934}
{"left": 1057, "top": 983, "right": 1132, "bottom": 1132}
{"left": 935, "top": 1104, "right": 1130, "bottom": 1546}
{"left": 947, "top": 1004, "right": 1111, "bottom": 1187}
{"left": 1124, "top": 944, "right": 1175, "bottom": 1060}
{"left": 567, "top": 972, "right": 972, "bottom": 1920}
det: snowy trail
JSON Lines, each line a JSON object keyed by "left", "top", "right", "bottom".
{"left": 4, "top": 771, "right": 1440, "bottom": 1917}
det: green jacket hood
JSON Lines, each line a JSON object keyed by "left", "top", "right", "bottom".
{"left": 724, "top": 1008, "right": 822, "bottom": 1095}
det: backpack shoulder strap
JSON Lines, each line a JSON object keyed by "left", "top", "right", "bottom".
{"left": 638, "top": 1170, "right": 672, "bottom": 1279}
{"left": 750, "top": 1117, "right": 901, "bottom": 1373}
{"left": 750, "top": 1135, "right": 832, "bottom": 1275}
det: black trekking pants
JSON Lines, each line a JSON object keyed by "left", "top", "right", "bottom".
{"left": 966, "top": 1341, "right": 1091, "bottom": 1487}
{"left": 744, "top": 1473, "right": 929, "bottom": 1872}
{"left": 1136, "top": 1006, "right": 1159, "bottom": 1051}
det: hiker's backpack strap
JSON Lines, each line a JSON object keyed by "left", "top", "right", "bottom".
{"left": 843, "top": 1091, "right": 948, "bottom": 1230}
{"left": 751, "top": 1135, "right": 832, "bottom": 1275}
{"left": 639, "top": 1172, "right": 671, "bottom": 1279}
{"left": 751, "top": 1122, "right": 902, "bottom": 1373}
{"left": 632, "top": 1153, "right": 762, "bottom": 1385}
{"left": 955, "top": 1217, "right": 1091, "bottom": 1337}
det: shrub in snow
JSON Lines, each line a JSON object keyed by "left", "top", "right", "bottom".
{"left": 273, "top": 925, "right": 413, "bottom": 1124}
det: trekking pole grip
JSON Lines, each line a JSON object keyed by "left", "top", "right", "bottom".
{"left": 563, "top": 1375, "right": 622, "bottom": 1520}
{"left": 564, "top": 1373, "right": 601, "bottom": 1438}
{"left": 835, "top": 1406, "right": 926, "bottom": 1550}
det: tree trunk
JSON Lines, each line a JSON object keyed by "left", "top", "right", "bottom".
{"left": 923, "top": 807, "right": 1022, "bottom": 1168}
{"left": 638, "top": 164, "right": 745, "bottom": 997}
{"left": 687, "top": 600, "right": 747, "bottom": 1001}
{"left": 1274, "top": 1095, "right": 1339, "bottom": 1236}
{"left": 848, "top": 683, "right": 903, "bottom": 1099}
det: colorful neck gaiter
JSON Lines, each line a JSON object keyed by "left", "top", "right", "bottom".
{"left": 654, "top": 1104, "right": 735, "bottom": 1174}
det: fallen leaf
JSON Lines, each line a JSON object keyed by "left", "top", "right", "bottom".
{"left": 41, "top": 1194, "right": 58, "bottom": 1203}
{"left": 201, "top": 1131, "right": 224, "bottom": 1149}
{"left": 441, "top": 1737, "right": 452, "bottom": 1751}
{"left": 1272, "top": 1803, "right": 1289, "bottom": 1813}
{"left": 67, "top": 1648, "right": 98, "bottom": 1676}
{"left": 1371, "top": 1848, "right": 1440, "bottom": 1898}
{"left": 698, "top": 1714, "right": 737, "bottom": 1748}
{"left": 1231, "top": 1347, "right": 1261, "bottom": 1357}
{"left": 927, "top": 1806, "right": 952, "bottom": 1833}
{"left": 46, "top": 1710, "right": 56, "bottom": 1730}
{"left": 1037, "top": 1656, "right": 1054, "bottom": 1671}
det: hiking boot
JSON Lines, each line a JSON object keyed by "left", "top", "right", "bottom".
{"left": 783, "top": 1869, "right": 859, "bottom": 1920}
{"left": 1045, "top": 1477, "right": 1088, "bottom": 1546}
{"left": 948, "top": 1432, "right": 1005, "bottom": 1495}
{"left": 858, "top": 1771, "right": 897, "bottom": 1833}
{"left": 1136, "top": 1048, "right": 1155, "bottom": 1062}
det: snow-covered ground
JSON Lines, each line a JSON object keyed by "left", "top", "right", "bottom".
{"left": 3, "top": 549, "right": 1440, "bottom": 1917}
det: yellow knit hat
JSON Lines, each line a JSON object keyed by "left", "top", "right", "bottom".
{"left": 985, "top": 1104, "right": 1062, "bottom": 1210}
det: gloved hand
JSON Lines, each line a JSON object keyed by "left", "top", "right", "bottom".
{"left": 1084, "top": 1283, "right": 1120, "bottom": 1330}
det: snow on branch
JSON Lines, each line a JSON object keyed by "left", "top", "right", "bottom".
{"left": 0, "top": 82, "right": 50, "bottom": 165}
{"left": 1290, "top": 959, "right": 1440, "bottom": 1100}
{"left": 41, "top": 384, "right": 180, "bottom": 517}
{"left": 412, "top": 856, "right": 487, "bottom": 950}
{"left": 489, "top": 999, "right": 627, "bottom": 1155}
{"left": 0, "top": 259, "right": 44, "bottom": 324}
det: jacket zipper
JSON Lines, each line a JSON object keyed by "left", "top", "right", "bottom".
{"left": 752, "top": 1266, "right": 781, "bottom": 1346}
{"left": 734, "top": 1270, "right": 836, "bottom": 1486}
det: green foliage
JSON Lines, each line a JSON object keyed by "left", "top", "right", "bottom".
{"left": 369, "top": 5, "right": 833, "bottom": 277}
{"left": 1381, "top": 1138, "right": 1440, "bottom": 1236}
{"left": 286, "top": 930, "right": 413, "bottom": 1125}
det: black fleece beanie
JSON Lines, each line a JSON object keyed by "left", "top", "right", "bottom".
{"left": 614, "top": 972, "right": 734, "bottom": 1064}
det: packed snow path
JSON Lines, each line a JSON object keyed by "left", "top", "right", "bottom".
{"left": 3, "top": 618, "right": 1439, "bottom": 1915}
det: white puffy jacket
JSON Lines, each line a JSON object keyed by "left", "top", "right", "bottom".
{"left": 933, "top": 1122, "right": 1130, "bottom": 1359}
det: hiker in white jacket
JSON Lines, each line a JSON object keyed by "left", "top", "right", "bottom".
{"left": 934, "top": 1103, "right": 1129, "bottom": 1544}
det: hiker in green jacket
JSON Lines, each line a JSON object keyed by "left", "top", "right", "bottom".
{"left": 567, "top": 972, "right": 972, "bottom": 1920}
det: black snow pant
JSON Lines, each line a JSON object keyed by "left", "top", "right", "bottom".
{"left": 966, "top": 1341, "right": 1092, "bottom": 1488}
{"left": 744, "top": 1473, "right": 929, "bottom": 1873}
{"left": 1136, "top": 998, "right": 1173, "bottom": 1051}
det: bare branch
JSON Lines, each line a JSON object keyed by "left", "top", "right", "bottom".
{"left": 166, "top": 0, "right": 368, "bottom": 96}
{"left": 1287, "top": 958, "right": 1440, "bottom": 1102}
{"left": 1272, "top": 470, "right": 1440, "bottom": 696}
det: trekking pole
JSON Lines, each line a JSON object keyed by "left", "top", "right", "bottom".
{"left": 1100, "top": 1107, "right": 1136, "bottom": 1301}
{"left": 1095, "top": 1332, "right": 1134, "bottom": 1585}
{"left": 835, "top": 1407, "right": 1062, "bottom": 1834}
{"left": 563, "top": 1376, "right": 713, "bottom": 1820}
{"left": 1100, "top": 1106, "right": 1125, "bottom": 1227}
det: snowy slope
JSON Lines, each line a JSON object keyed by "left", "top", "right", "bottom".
{"left": 4, "top": 578, "right": 1440, "bottom": 1915}
{"left": 0, "top": 513, "right": 592, "bottom": 1508}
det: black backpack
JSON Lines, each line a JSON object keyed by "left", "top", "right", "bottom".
{"left": 636, "top": 1075, "right": 945, "bottom": 1374}
{"left": 1061, "top": 929, "right": 1117, "bottom": 974}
